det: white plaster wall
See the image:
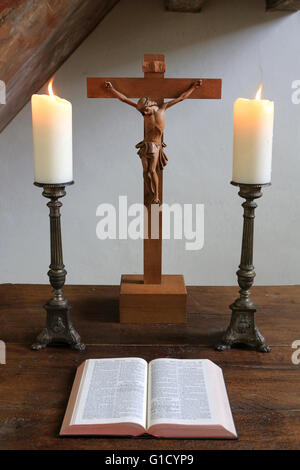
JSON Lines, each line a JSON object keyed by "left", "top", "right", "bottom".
{"left": 0, "top": 0, "right": 299, "bottom": 285}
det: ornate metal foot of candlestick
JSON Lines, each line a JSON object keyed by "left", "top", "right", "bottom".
{"left": 216, "top": 306, "right": 270, "bottom": 353}
{"left": 216, "top": 182, "right": 271, "bottom": 353}
{"left": 31, "top": 183, "right": 85, "bottom": 351}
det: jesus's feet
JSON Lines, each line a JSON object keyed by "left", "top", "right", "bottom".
{"left": 152, "top": 197, "right": 160, "bottom": 205}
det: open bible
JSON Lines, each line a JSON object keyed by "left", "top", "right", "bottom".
{"left": 60, "top": 358, "right": 237, "bottom": 439}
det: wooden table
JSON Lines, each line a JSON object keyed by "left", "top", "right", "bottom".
{"left": 0, "top": 284, "right": 299, "bottom": 450}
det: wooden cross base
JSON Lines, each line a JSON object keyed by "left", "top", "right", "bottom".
{"left": 120, "top": 274, "right": 187, "bottom": 324}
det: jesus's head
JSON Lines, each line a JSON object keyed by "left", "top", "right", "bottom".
{"left": 137, "top": 97, "right": 158, "bottom": 115}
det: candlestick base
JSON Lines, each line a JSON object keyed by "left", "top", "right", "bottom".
{"left": 216, "top": 300, "right": 270, "bottom": 353}
{"left": 31, "top": 300, "right": 85, "bottom": 351}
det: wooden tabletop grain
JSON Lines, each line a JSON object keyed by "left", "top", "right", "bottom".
{"left": 0, "top": 284, "right": 299, "bottom": 450}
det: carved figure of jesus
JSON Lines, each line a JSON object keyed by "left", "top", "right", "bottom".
{"left": 105, "top": 80, "right": 201, "bottom": 204}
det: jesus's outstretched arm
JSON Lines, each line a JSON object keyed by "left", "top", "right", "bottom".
{"left": 105, "top": 81, "right": 137, "bottom": 108}
{"left": 164, "top": 80, "right": 202, "bottom": 109}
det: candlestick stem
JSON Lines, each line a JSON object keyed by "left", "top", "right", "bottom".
{"left": 216, "top": 182, "right": 270, "bottom": 353}
{"left": 31, "top": 183, "right": 85, "bottom": 351}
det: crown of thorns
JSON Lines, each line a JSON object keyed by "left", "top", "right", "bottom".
{"left": 137, "top": 97, "right": 156, "bottom": 111}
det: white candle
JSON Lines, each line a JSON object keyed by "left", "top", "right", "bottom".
{"left": 31, "top": 79, "right": 73, "bottom": 184}
{"left": 233, "top": 85, "right": 274, "bottom": 184}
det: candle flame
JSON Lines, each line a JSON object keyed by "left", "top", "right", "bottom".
{"left": 48, "top": 77, "right": 55, "bottom": 100}
{"left": 255, "top": 83, "right": 263, "bottom": 100}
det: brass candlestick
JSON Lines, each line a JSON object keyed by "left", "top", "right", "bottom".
{"left": 31, "top": 182, "right": 85, "bottom": 351}
{"left": 216, "top": 182, "right": 271, "bottom": 353}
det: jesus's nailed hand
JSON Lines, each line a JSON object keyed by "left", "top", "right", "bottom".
{"left": 194, "top": 80, "right": 202, "bottom": 88}
{"left": 105, "top": 81, "right": 113, "bottom": 89}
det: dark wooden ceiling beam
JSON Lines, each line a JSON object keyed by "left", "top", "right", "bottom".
{"left": 266, "top": 0, "right": 300, "bottom": 10}
{"left": 0, "top": 0, "right": 120, "bottom": 133}
{"left": 165, "top": 0, "right": 300, "bottom": 12}
{"left": 165, "top": 0, "right": 206, "bottom": 12}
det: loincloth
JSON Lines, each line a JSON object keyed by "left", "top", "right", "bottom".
{"left": 135, "top": 141, "right": 168, "bottom": 170}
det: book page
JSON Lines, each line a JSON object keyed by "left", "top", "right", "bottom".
{"left": 72, "top": 358, "right": 148, "bottom": 429}
{"left": 147, "top": 359, "right": 218, "bottom": 428}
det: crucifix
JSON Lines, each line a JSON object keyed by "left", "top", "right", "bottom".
{"left": 87, "top": 54, "right": 222, "bottom": 323}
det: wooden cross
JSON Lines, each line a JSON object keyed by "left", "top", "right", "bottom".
{"left": 87, "top": 54, "right": 221, "bottom": 287}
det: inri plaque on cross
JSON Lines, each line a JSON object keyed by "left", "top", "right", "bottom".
{"left": 87, "top": 54, "right": 222, "bottom": 323}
